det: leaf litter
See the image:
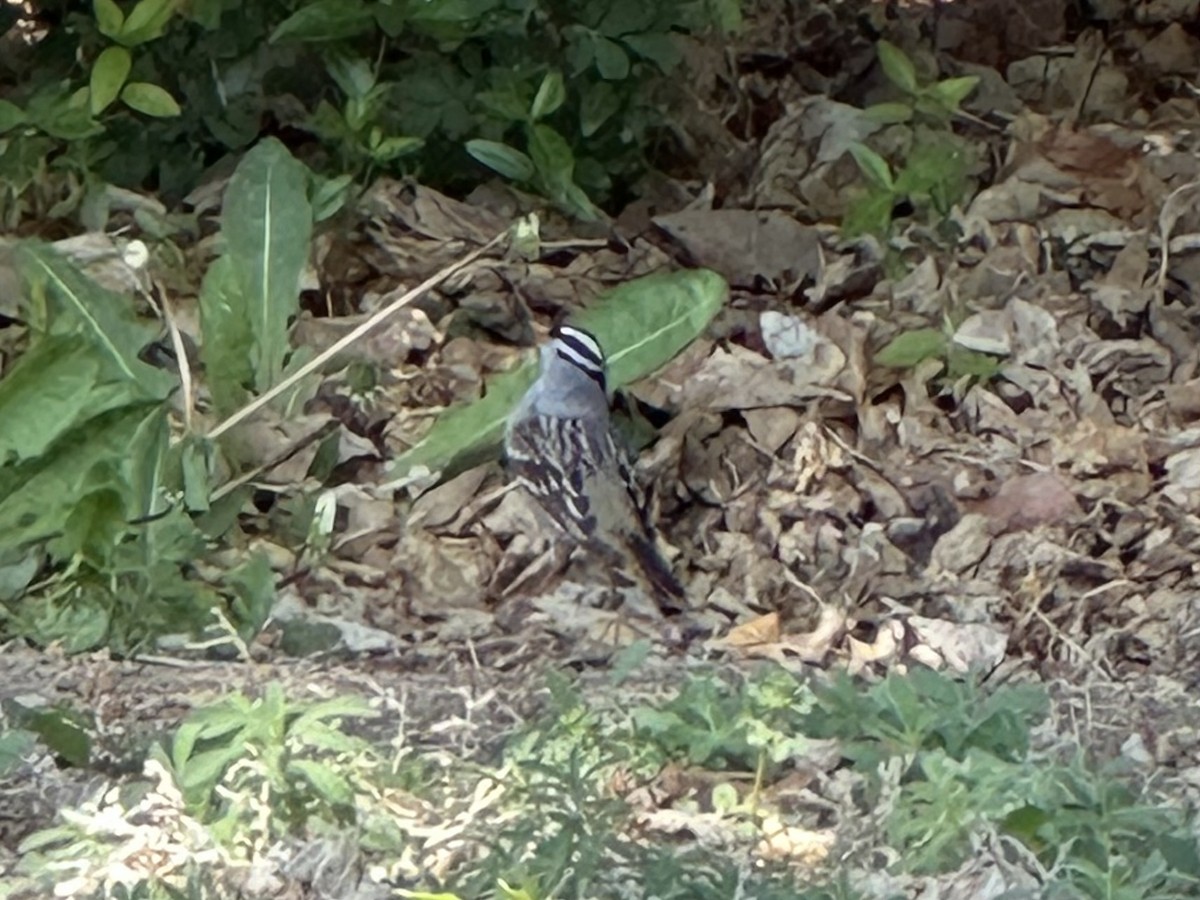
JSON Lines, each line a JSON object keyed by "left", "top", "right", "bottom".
{"left": 8, "top": 0, "right": 1200, "bottom": 895}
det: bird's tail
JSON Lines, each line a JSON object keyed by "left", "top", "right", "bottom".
{"left": 623, "top": 533, "right": 686, "bottom": 613}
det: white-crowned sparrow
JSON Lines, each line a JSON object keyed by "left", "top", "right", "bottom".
{"left": 504, "top": 324, "right": 684, "bottom": 609}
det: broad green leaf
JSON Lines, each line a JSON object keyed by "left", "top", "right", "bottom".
{"left": 593, "top": 35, "right": 630, "bottom": 80}
{"left": 476, "top": 86, "right": 529, "bottom": 124}
{"left": 198, "top": 256, "right": 254, "bottom": 414}
{"left": 947, "top": 347, "right": 1003, "bottom": 380}
{"left": 15, "top": 243, "right": 171, "bottom": 394}
{"left": 387, "top": 364, "right": 536, "bottom": 483}
{"left": 176, "top": 745, "right": 244, "bottom": 800}
{"left": 23, "top": 707, "right": 91, "bottom": 767}
{"left": 621, "top": 33, "right": 681, "bottom": 72}
{"left": 311, "top": 173, "right": 354, "bottom": 222}
{"left": 874, "top": 328, "right": 946, "bottom": 368}
{"left": 0, "top": 336, "right": 100, "bottom": 463}
{"left": 529, "top": 71, "right": 566, "bottom": 121}
{"left": 52, "top": 483, "right": 124, "bottom": 561}
{"left": 120, "top": 82, "right": 181, "bottom": 117}
{"left": 271, "top": 0, "right": 373, "bottom": 42}
{"left": 928, "top": 75, "right": 979, "bottom": 111}
{"left": 118, "top": 0, "right": 177, "bottom": 45}
{"left": 292, "top": 695, "right": 376, "bottom": 729}
{"left": 0, "top": 99, "right": 26, "bottom": 133}
{"left": 580, "top": 81, "right": 619, "bottom": 137}
{"left": 324, "top": 50, "right": 376, "bottom": 101}
{"left": 387, "top": 269, "right": 726, "bottom": 482}
{"left": 0, "top": 402, "right": 164, "bottom": 549}
{"left": 226, "top": 551, "right": 274, "bottom": 640}
{"left": 466, "top": 139, "right": 535, "bottom": 182}
{"left": 93, "top": 0, "right": 125, "bottom": 37}
{"left": 528, "top": 123, "right": 575, "bottom": 194}
{"left": 90, "top": 46, "right": 131, "bottom": 115}
{"left": 0, "top": 730, "right": 37, "bottom": 778}
{"left": 288, "top": 758, "right": 355, "bottom": 806}
{"left": 221, "top": 138, "right": 313, "bottom": 391}
{"left": 368, "top": 134, "right": 423, "bottom": 163}
{"left": 559, "top": 181, "right": 602, "bottom": 222}
{"left": 841, "top": 189, "right": 894, "bottom": 239}
{"left": 169, "top": 721, "right": 205, "bottom": 770}
{"left": 573, "top": 269, "right": 727, "bottom": 388}
{"left": 877, "top": 40, "right": 917, "bottom": 93}
{"left": 597, "top": 0, "right": 654, "bottom": 37}
{"left": 848, "top": 143, "right": 894, "bottom": 191}
{"left": 125, "top": 395, "right": 171, "bottom": 517}
{"left": 863, "top": 101, "right": 913, "bottom": 124}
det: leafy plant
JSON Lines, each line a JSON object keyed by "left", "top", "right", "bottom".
{"left": 843, "top": 40, "right": 979, "bottom": 239}
{"left": 0, "top": 137, "right": 332, "bottom": 653}
{"left": 632, "top": 666, "right": 816, "bottom": 770}
{"left": 0, "top": 0, "right": 739, "bottom": 226}
{"left": 800, "top": 667, "right": 1046, "bottom": 774}
{"left": 157, "top": 683, "right": 378, "bottom": 833}
{"left": 874, "top": 322, "right": 1005, "bottom": 384}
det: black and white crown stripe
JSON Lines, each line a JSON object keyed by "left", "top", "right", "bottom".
{"left": 550, "top": 325, "right": 606, "bottom": 388}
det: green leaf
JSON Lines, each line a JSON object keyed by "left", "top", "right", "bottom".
{"left": 311, "top": 173, "right": 354, "bottom": 223}
{"left": 324, "top": 50, "right": 376, "bottom": 100}
{"left": 271, "top": 0, "right": 373, "bottom": 42}
{"left": 593, "top": 35, "right": 630, "bottom": 80}
{"left": 947, "top": 347, "right": 1003, "bottom": 380}
{"left": 847, "top": 142, "right": 894, "bottom": 191}
{"left": 169, "top": 721, "right": 205, "bottom": 771}
{"left": 118, "top": 0, "right": 177, "bottom": 45}
{"left": 841, "top": 189, "right": 895, "bottom": 239}
{"left": 221, "top": 138, "right": 313, "bottom": 391}
{"left": 93, "top": 0, "right": 125, "bottom": 38}
{"left": 292, "top": 695, "right": 376, "bottom": 729}
{"left": 0, "top": 99, "right": 25, "bottom": 133}
{"left": 0, "top": 730, "right": 37, "bottom": 778}
{"left": 124, "top": 395, "right": 170, "bottom": 517}
{"left": 89, "top": 46, "right": 131, "bottom": 115}
{"left": 387, "top": 364, "right": 537, "bottom": 483}
{"left": 120, "top": 82, "right": 181, "bottom": 117}
{"left": 928, "top": 75, "right": 979, "bottom": 111}
{"left": 368, "top": 134, "right": 423, "bottom": 163}
{"left": 0, "top": 336, "right": 100, "bottom": 464}
{"left": 580, "top": 82, "right": 620, "bottom": 137}
{"left": 620, "top": 33, "right": 681, "bottom": 72}
{"left": 863, "top": 101, "right": 913, "bottom": 124}
{"left": 877, "top": 40, "right": 918, "bottom": 93}
{"left": 528, "top": 123, "right": 576, "bottom": 193}
{"left": 0, "top": 402, "right": 165, "bottom": 549}
{"left": 529, "top": 70, "right": 566, "bottom": 121}
{"left": 573, "top": 269, "right": 727, "bottom": 388}
{"left": 226, "top": 551, "right": 275, "bottom": 640}
{"left": 15, "top": 243, "right": 170, "bottom": 394}
{"left": 476, "top": 85, "right": 530, "bottom": 124}
{"left": 874, "top": 328, "right": 946, "bottom": 368}
{"left": 198, "top": 256, "right": 254, "bottom": 414}
{"left": 387, "top": 269, "right": 725, "bottom": 482}
{"left": 24, "top": 707, "right": 91, "bottom": 767}
{"left": 465, "top": 139, "right": 535, "bottom": 182}
{"left": 288, "top": 758, "right": 355, "bottom": 806}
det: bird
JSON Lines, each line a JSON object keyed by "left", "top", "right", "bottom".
{"left": 503, "top": 323, "right": 685, "bottom": 611}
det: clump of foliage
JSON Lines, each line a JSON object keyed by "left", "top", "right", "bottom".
{"left": 873, "top": 318, "right": 1005, "bottom": 386}
{"left": 0, "top": 0, "right": 740, "bottom": 228}
{"left": 9, "top": 666, "right": 1200, "bottom": 899}
{"left": 0, "top": 138, "right": 317, "bottom": 653}
{"left": 843, "top": 40, "right": 980, "bottom": 240}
